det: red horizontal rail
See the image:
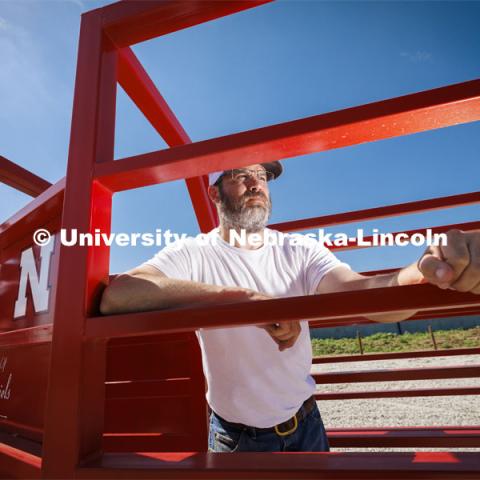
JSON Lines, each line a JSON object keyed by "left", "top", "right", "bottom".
{"left": 315, "top": 386, "right": 480, "bottom": 400}
{"left": 0, "top": 433, "right": 41, "bottom": 479}
{"left": 313, "top": 347, "right": 480, "bottom": 364}
{"left": 312, "top": 308, "right": 480, "bottom": 329}
{"left": 328, "top": 426, "right": 480, "bottom": 448}
{"left": 102, "top": 0, "right": 272, "bottom": 48}
{"left": 0, "top": 155, "right": 51, "bottom": 197}
{"left": 102, "top": 426, "right": 480, "bottom": 451}
{"left": 270, "top": 190, "right": 480, "bottom": 232}
{"left": 88, "top": 284, "right": 480, "bottom": 339}
{"left": 313, "top": 365, "right": 480, "bottom": 384}
{"left": 329, "top": 221, "right": 480, "bottom": 252}
{"left": 77, "top": 451, "right": 480, "bottom": 479}
{"left": 94, "top": 79, "right": 480, "bottom": 192}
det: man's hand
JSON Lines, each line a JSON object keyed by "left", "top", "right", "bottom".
{"left": 417, "top": 229, "right": 480, "bottom": 293}
{"left": 244, "top": 290, "right": 302, "bottom": 351}
{"left": 260, "top": 321, "right": 302, "bottom": 351}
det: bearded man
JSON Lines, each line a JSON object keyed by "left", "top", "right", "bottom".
{"left": 100, "top": 161, "right": 480, "bottom": 452}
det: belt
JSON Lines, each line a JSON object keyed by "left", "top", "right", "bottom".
{"left": 214, "top": 395, "right": 316, "bottom": 437}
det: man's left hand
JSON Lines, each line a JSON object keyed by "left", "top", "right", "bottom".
{"left": 261, "top": 321, "right": 302, "bottom": 351}
{"left": 417, "top": 229, "right": 480, "bottom": 294}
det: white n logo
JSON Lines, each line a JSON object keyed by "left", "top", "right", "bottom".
{"left": 13, "top": 239, "right": 55, "bottom": 318}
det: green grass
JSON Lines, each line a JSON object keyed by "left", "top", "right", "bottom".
{"left": 311, "top": 326, "right": 480, "bottom": 357}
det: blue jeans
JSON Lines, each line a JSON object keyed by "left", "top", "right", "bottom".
{"left": 208, "top": 401, "right": 330, "bottom": 452}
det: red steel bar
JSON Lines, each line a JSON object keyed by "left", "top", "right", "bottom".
{"left": 76, "top": 451, "right": 480, "bottom": 479}
{"left": 270, "top": 190, "right": 480, "bottom": 232}
{"left": 117, "top": 47, "right": 217, "bottom": 232}
{"left": 102, "top": 426, "right": 480, "bottom": 451}
{"left": 117, "top": 48, "right": 190, "bottom": 148}
{"left": 94, "top": 79, "right": 480, "bottom": 192}
{"left": 0, "top": 178, "right": 64, "bottom": 249}
{"left": 0, "top": 155, "right": 51, "bottom": 197}
{"left": 6, "top": 436, "right": 479, "bottom": 479}
{"left": 328, "top": 426, "right": 480, "bottom": 448}
{"left": 315, "top": 386, "right": 480, "bottom": 401}
{"left": 102, "top": 0, "right": 273, "bottom": 48}
{"left": 313, "top": 347, "right": 480, "bottom": 364}
{"left": 86, "top": 284, "right": 480, "bottom": 340}
{"left": 309, "top": 306, "right": 480, "bottom": 329}
{"left": 329, "top": 220, "right": 480, "bottom": 252}
{"left": 313, "top": 365, "right": 480, "bottom": 384}
{"left": 0, "top": 433, "right": 41, "bottom": 479}
{"left": 41, "top": 10, "right": 113, "bottom": 478}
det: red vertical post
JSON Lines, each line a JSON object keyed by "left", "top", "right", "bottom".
{"left": 41, "top": 11, "right": 116, "bottom": 478}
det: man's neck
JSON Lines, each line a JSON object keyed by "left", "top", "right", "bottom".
{"left": 219, "top": 225, "right": 265, "bottom": 250}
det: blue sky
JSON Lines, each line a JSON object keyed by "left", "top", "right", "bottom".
{"left": 0, "top": 0, "right": 479, "bottom": 274}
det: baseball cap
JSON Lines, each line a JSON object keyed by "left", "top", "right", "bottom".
{"left": 208, "top": 161, "right": 283, "bottom": 185}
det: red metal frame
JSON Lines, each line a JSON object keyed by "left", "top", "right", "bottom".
{"left": 0, "top": 0, "right": 479, "bottom": 478}
{"left": 0, "top": 155, "right": 51, "bottom": 197}
{"left": 313, "top": 346, "right": 480, "bottom": 363}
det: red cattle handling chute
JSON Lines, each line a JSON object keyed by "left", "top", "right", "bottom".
{"left": 1, "top": 1, "right": 480, "bottom": 478}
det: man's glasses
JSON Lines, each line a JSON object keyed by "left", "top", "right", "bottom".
{"left": 223, "top": 169, "right": 274, "bottom": 184}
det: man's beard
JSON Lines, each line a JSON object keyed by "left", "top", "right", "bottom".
{"left": 218, "top": 188, "right": 272, "bottom": 234}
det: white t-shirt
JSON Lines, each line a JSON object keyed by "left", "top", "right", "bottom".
{"left": 144, "top": 228, "right": 349, "bottom": 428}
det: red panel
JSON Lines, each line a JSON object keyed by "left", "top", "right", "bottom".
{"left": 105, "top": 396, "right": 193, "bottom": 435}
{"left": 107, "top": 337, "right": 196, "bottom": 381}
{"left": 0, "top": 224, "right": 60, "bottom": 333}
{"left": 106, "top": 378, "right": 192, "bottom": 399}
{"left": 0, "top": 343, "right": 50, "bottom": 443}
{"left": 103, "top": 433, "right": 198, "bottom": 453}
{"left": 104, "top": 331, "right": 207, "bottom": 452}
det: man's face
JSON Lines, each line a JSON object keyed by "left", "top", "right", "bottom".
{"left": 215, "top": 164, "right": 272, "bottom": 233}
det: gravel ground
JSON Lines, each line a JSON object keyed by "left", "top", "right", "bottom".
{"left": 312, "top": 354, "right": 480, "bottom": 451}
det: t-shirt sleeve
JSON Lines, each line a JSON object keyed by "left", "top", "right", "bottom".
{"left": 142, "top": 241, "right": 192, "bottom": 281}
{"left": 302, "top": 239, "right": 351, "bottom": 295}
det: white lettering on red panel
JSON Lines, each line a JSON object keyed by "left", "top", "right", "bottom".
{"left": 13, "top": 239, "right": 55, "bottom": 319}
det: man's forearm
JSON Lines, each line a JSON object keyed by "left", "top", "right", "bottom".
{"left": 356, "top": 263, "right": 422, "bottom": 323}
{"left": 100, "top": 273, "right": 256, "bottom": 315}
